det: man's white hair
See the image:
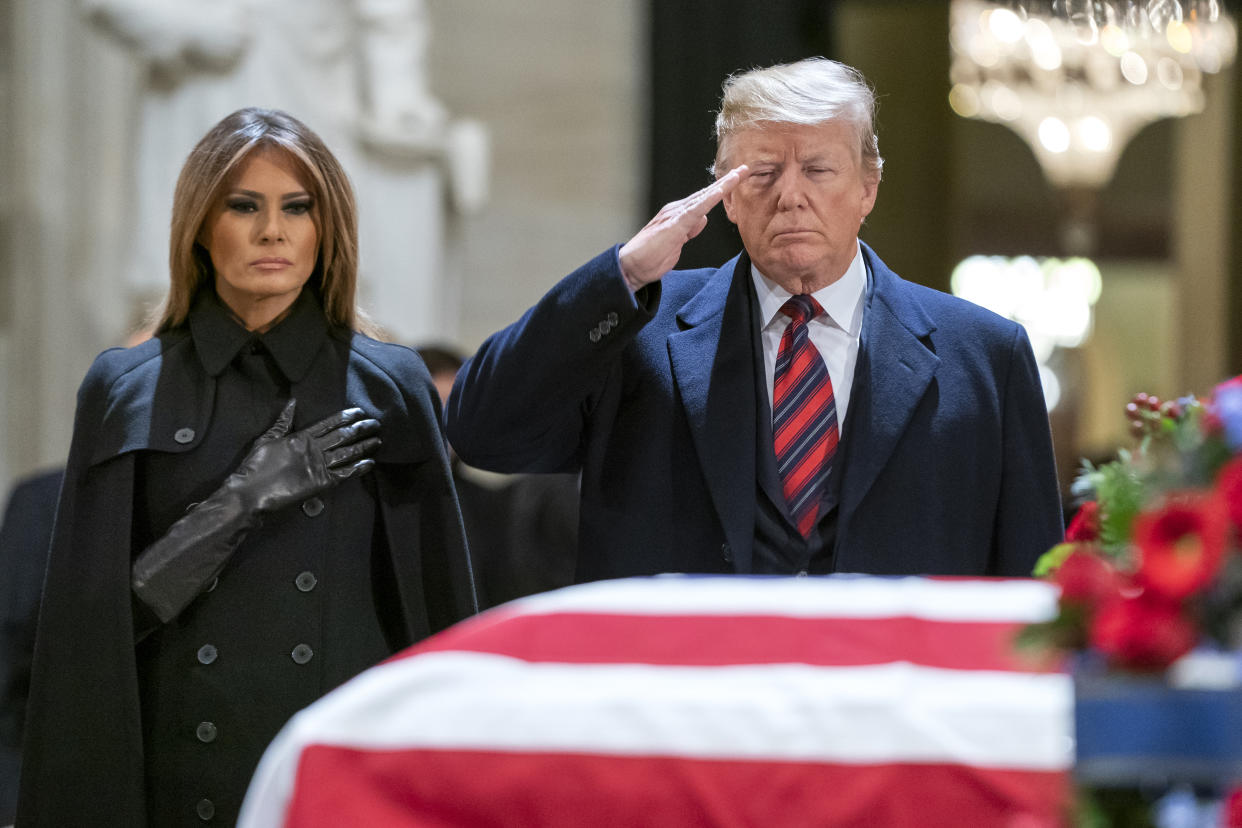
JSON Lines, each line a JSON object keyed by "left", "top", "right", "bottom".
{"left": 712, "top": 57, "right": 883, "bottom": 180}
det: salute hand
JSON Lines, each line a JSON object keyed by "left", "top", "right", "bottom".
{"left": 617, "top": 164, "right": 748, "bottom": 291}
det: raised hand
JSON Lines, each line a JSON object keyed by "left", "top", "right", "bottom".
{"left": 618, "top": 164, "right": 748, "bottom": 291}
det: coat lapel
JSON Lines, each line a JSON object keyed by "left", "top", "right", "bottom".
{"left": 838, "top": 245, "right": 940, "bottom": 524}
{"left": 667, "top": 254, "right": 758, "bottom": 572}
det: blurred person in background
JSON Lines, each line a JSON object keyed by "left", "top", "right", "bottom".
{"left": 447, "top": 58, "right": 1063, "bottom": 583}
{"left": 418, "top": 344, "right": 577, "bottom": 609}
{"left": 0, "top": 470, "right": 62, "bottom": 828}
{"left": 17, "top": 107, "right": 476, "bottom": 827}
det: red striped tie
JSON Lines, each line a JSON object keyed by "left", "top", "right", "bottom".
{"left": 773, "top": 295, "right": 839, "bottom": 538}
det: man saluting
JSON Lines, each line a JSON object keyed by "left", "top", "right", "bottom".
{"left": 446, "top": 57, "right": 1063, "bottom": 581}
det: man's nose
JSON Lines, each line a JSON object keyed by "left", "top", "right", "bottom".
{"left": 774, "top": 169, "right": 808, "bottom": 209}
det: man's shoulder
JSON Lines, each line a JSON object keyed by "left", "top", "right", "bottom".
{"left": 661, "top": 266, "right": 718, "bottom": 298}
{"left": 876, "top": 267, "right": 1018, "bottom": 340}
{"left": 654, "top": 253, "right": 743, "bottom": 313}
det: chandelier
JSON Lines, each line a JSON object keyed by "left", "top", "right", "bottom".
{"left": 949, "top": 0, "right": 1237, "bottom": 189}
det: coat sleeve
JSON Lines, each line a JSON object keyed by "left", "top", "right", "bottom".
{"left": 408, "top": 370, "right": 479, "bottom": 633}
{"left": 990, "top": 324, "right": 1065, "bottom": 576}
{"left": 361, "top": 342, "right": 479, "bottom": 639}
{"left": 444, "top": 246, "right": 658, "bottom": 474}
{"left": 17, "top": 356, "right": 149, "bottom": 826}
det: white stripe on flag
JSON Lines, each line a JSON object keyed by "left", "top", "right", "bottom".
{"left": 266, "top": 651, "right": 1072, "bottom": 768}
{"left": 507, "top": 574, "right": 1060, "bottom": 623}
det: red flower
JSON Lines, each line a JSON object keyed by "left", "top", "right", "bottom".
{"left": 1052, "top": 547, "right": 1120, "bottom": 607}
{"left": 1088, "top": 590, "right": 1197, "bottom": 670}
{"left": 1217, "top": 456, "right": 1242, "bottom": 532}
{"left": 1065, "top": 501, "right": 1100, "bottom": 543}
{"left": 1132, "top": 493, "right": 1230, "bottom": 600}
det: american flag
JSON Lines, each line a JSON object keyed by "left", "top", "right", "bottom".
{"left": 239, "top": 575, "right": 1072, "bottom": 827}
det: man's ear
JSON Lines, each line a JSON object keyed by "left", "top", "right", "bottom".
{"left": 859, "top": 172, "right": 879, "bottom": 220}
{"left": 722, "top": 187, "right": 738, "bottom": 224}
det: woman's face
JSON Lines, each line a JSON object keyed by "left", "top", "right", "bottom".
{"left": 200, "top": 147, "right": 319, "bottom": 330}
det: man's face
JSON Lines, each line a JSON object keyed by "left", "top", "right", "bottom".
{"left": 721, "top": 121, "right": 878, "bottom": 294}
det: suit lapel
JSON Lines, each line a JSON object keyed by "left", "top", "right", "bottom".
{"left": 668, "top": 254, "right": 758, "bottom": 572}
{"left": 838, "top": 245, "right": 940, "bottom": 524}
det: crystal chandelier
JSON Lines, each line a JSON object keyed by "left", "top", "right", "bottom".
{"left": 949, "top": 0, "right": 1237, "bottom": 189}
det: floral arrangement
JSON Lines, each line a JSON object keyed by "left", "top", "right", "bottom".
{"left": 1029, "top": 374, "right": 1242, "bottom": 672}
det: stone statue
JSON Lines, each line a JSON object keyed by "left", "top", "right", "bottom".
{"left": 82, "top": 0, "right": 488, "bottom": 341}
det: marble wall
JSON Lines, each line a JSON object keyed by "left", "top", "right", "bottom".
{"left": 0, "top": 0, "right": 644, "bottom": 490}
{"left": 425, "top": 0, "right": 644, "bottom": 351}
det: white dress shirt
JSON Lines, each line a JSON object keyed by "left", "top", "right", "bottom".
{"left": 752, "top": 241, "right": 867, "bottom": 437}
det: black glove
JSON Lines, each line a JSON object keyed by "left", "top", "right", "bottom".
{"left": 132, "top": 400, "right": 381, "bottom": 627}
{"left": 223, "top": 399, "right": 381, "bottom": 514}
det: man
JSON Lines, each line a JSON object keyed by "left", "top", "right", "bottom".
{"left": 445, "top": 58, "right": 1063, "bottom": 580}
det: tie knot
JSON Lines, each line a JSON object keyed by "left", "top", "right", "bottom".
{"left": 781, "top": 294, "right": 822, "bottom": 326}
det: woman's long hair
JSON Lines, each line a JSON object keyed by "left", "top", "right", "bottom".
{"left": 157, "top": 107, "right": 375, "bottom": 334}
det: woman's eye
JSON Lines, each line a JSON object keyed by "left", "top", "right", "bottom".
{"left": 284, "top": 200, "right": 313, "bottom": 215}
{"left": 226, "top": 199, "right": 258, "bottom": 213}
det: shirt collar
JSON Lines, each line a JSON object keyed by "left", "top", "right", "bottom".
{"left": 188, "top": 286, "right": 329, "bottom": 381}
{"left": 751, "top": 240, "right": 868, "bottom": 335}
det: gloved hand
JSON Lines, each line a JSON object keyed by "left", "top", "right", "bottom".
{"left": 225, "top": 399, "right": 381, "bottom": 514}
{"left": 132, "top": 399, "right": 381, "bottom": 628}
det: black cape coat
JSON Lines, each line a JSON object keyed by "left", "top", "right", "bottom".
{"left": 16, "top": 308, "right": 477, "bottom": 826}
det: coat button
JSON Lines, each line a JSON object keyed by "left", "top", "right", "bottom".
{"left": 196, "top": 721, "right": 217, "bottom": 743}
{"left": 174, "top": 427, "right": 195, "bottom": 444}
{"left": 302, "top": 497, "right": 324, "bottom": 517}
{"left": 196, "top": 798, "right": 215, "bottom": 821}
{"left": 606, "top": 311, "right": 619, "bottom": 326}
{"left": 588, "top": 327, "right": 602, "bottom": 343}
{"left": 598, "top": 319, "right": 613, "bottom": 334}
{"left": 294, "top": 571, "right": 318, "bottom": 592}
{"left": 721, "top": 543, "right": 732, "bottom": 563}
{"left": 197, "top": 644, "right": 218, "bottom": 665}
{"left": 291, "top": 644, "right": 314, "bottom": 665}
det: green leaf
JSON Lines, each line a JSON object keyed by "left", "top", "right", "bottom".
{"left": 1033, "top": 542, "right": 1077, "bottom": 578}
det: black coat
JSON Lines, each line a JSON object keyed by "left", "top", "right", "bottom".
{"left": 454, "top": 466, "right": 578, "bottom": 609}
{"left": 17, "top": 292, "right": 477, "bottom": 826}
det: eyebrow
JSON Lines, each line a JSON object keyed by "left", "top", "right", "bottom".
{"left": 228, "top": 188, "right": 313, "bottom": 200}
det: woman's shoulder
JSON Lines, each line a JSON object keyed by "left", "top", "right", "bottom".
{"left": 79, "top": 331, "right": 191, "bottom": 402}
{"left": 330, "top": 331, "right": 442, "bottom": 464}
{"left": 333, "top": 330, "right": 434, "bottom": 386}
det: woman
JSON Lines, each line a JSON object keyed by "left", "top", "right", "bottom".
{"left": 17, "top": 108, "right": 477, "bottom": 827}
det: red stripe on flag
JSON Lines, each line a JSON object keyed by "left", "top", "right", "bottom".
{"left": 283, "top": 746, "right": 1069, "bottom": 828}
{"left": 408, "top": 612, "right": 1060, "bottom": 673}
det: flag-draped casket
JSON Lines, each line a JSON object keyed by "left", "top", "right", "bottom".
{"left": 239, "top": 575, "right": 1073, "bottom": 826}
